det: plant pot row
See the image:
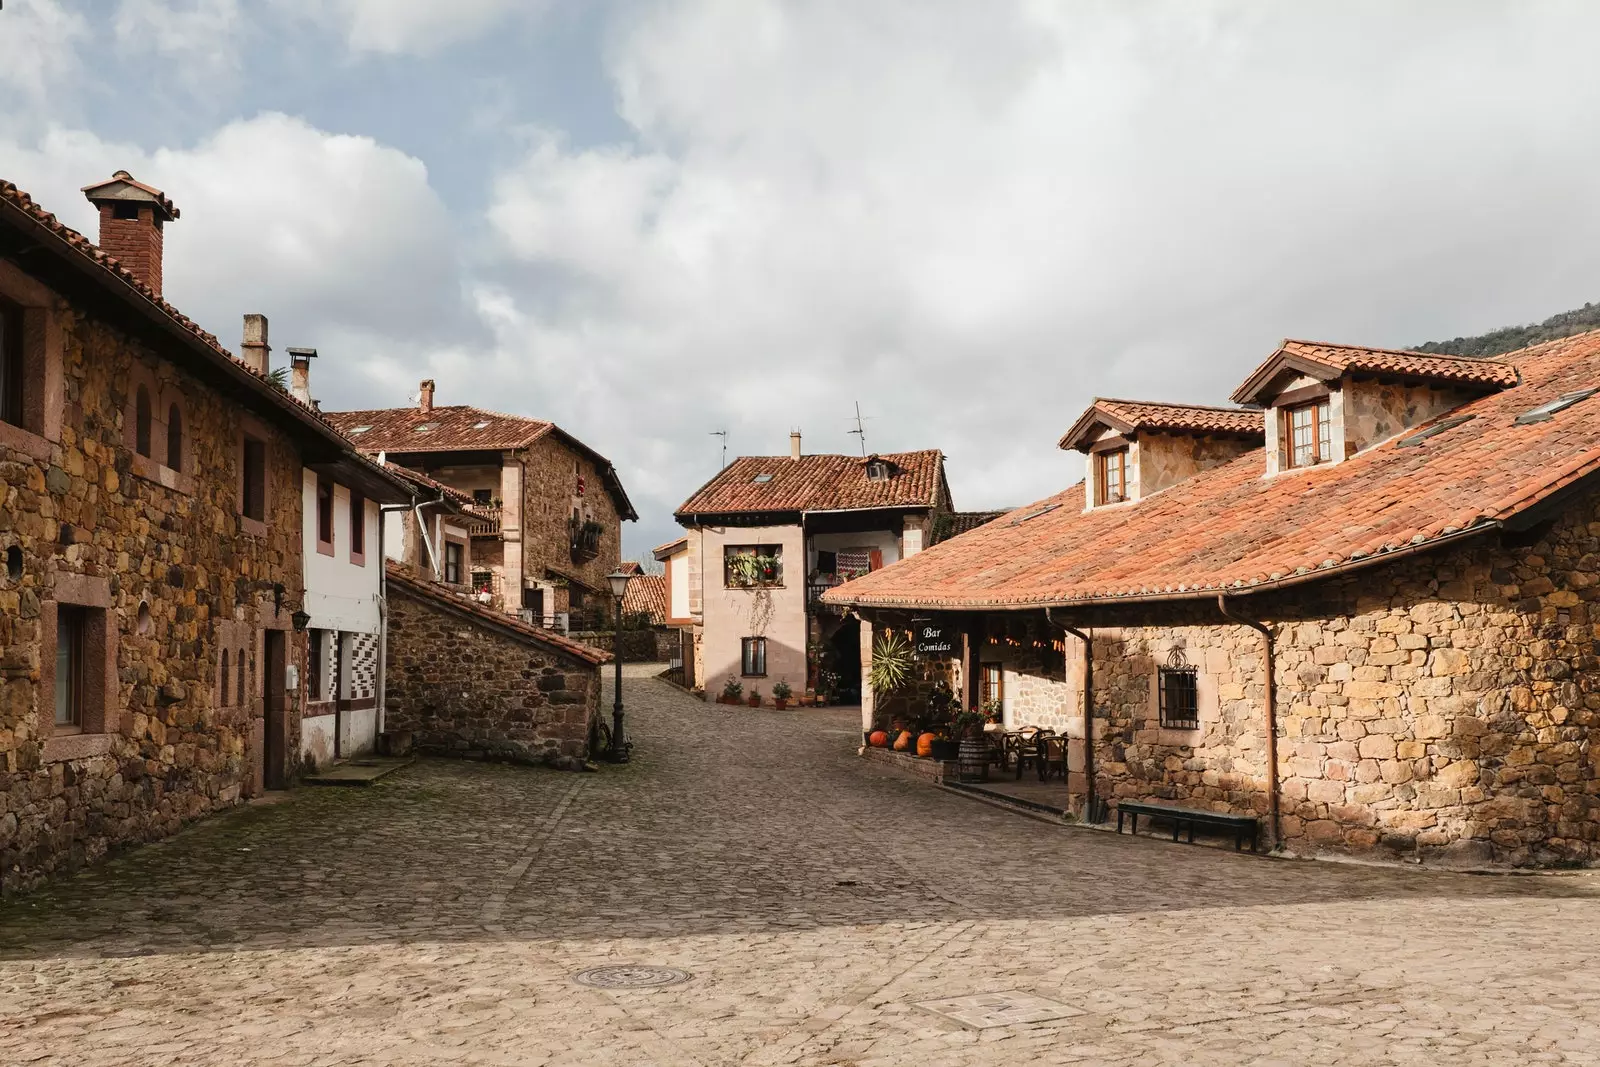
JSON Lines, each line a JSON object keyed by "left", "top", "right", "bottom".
{"left": 715, "top": 694, "right": 813, "bottom": 709}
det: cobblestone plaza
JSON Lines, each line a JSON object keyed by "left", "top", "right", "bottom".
{"left": 3, "top": 665, "right": 1598, "bottom": 1065}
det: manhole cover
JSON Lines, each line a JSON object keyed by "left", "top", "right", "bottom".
{"left": 573, "top": 965, "right": 692, "bottom": 989}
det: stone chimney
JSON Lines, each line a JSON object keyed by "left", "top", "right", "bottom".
{"left": 790, "top": 430, "right": 802, "bottom": 460}
{"left": 241, "top": 314, "right": 270, "bottom": 375}
{"left": 81, "top": 171, "right": 179, "bottom": 298}
{"left": 419, "top": 379, "right": 435, "bottom": 415}
{"left": 286, "top": 348, "right": 316, "bottom": 405}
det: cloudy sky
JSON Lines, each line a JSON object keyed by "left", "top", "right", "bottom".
{"left": 4, "top": 1, "right": 1600, "bottom": 554}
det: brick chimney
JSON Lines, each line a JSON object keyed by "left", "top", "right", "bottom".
{"left": 241, "top": 314, "right": 270, "bottom": 375}
{"left": 419, "top": 379, "right": 435, "bottom": 415}
{"left": 81, "top": 171, "right": 179, "bottom": 298}
{"left": 286, "top": 348, "right": 316, "bottom": 405}
{"left": 790, "top": 430, "right": 802, "bottom": 460}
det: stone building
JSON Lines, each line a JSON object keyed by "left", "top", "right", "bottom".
{"left": 326, "top": 386, "right": 636, "bottom": 631}
{"left": 674, "top": 434, "right": 951, "bottom": 703}
{"left": 828, "top": 335, "right": 1600, "bottom": 868}
{"left": 382, "top": 565, "right": 608, "bottom": 768}
{"left": 0, "top": 173, "right": 399, "bottom": 889}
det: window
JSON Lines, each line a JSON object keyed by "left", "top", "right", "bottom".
{"left": 55, "top": 607, "right": 86, "bottom": 729}
{"left": 866, "top": 460, "right": 892, "bottom": 480}
{"left": 166, "top": 403, "right": 183, "bottom": 471}
{"left": 980, "top": 662, "right": 1003, "bottom": 711}
{"left": 134, "top": 385, "right": 152, "bottom": 457}
{"left": 0, "top": 298, "right": 22, "bottom": 428}
{"left": 472, "top": 488, "right": 493, "bottom": 504}
{"left": 349, "top": 491, "right": 365, "bottom": 560}
{"left": 741, "top": 637, "right": 767, "bottom": 677}
{"left": 444, "top": 541, "right": 463, "bottom": 584}
{"left": 308, "top": 630, "right": 325, "bottom": 701}
{"left": 1515, "top": 388, "right": 1599, "bottom": 426}
{"left": 237, "top": 647, "right": 246, "bottom": 707}
{"left": 471, "top": 569, "right": 493, "bottom": 593}
{"left": 725, "top": 544, "right": 782, "bottom": 587}
{"left": 316, "top": 477, "right": 335, "bottom": 549}
{"left": 242, "top": 436, "right": 267, "bottom": 522}
{"left": 220, "top": 648, "right": 231, "bottom": 706}
{"left": 1096, "top": 448, "right": 1128, "bottom": 505}
{"left": 1283, "top": 399, "right": 1332, "bottom": 468}
{"left": 1158, "top": 662, "right": 1199, "bottom": 729}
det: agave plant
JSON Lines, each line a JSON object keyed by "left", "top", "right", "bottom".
{"left": 869, "top": 629, "right": 916, "bottom": 696}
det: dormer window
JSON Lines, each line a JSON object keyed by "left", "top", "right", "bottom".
{"left": 1095, "top": 448, "right": 1128, "bottom": 505}
{"left": 866, "top": 460, "right": 891, "bottom": 480}
{"left": 1283, "top": 399, "right": 1332, "bottom": 469}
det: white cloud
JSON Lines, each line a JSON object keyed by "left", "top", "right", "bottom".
{"left": 473, "top": 0, "right": 1600, "bottom": 553}
{"left": 0, "top": 0, "right": 86, "bottom": 104}
{"left": 269, "top": 0, "right": 539, "bottom": 56}
{"left": 1, "top": 113, "right": 470, "bottom": 401}
{"left": 113, "top": 0, "right": 243, "bottom": 81}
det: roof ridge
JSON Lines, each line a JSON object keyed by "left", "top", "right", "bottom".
{"left": 1282, "top": 338, "right": 1512, "bottom": 365}
{"left": 1097, "top": 397, "right": 1255, "bottom": 412}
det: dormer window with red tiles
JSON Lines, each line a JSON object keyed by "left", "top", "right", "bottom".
{"left": 1283, "top": 399, "right": 1332, "bottom": 468}
{"left": 1095, "top": 448, "right": 1128, "bottom": 505}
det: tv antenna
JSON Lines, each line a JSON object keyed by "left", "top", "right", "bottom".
{"left": 709, "top": 429, "right": 728, "bottom": 469}
{"left": 848, "top": 401, "right": 874, "bottom": 456}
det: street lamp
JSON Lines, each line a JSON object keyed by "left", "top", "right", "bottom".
{"left": 605, "top": 568, "right": 632, "bottom": 762}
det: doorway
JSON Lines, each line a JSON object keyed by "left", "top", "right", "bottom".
{"left": 263, "top": 630, "right": 287, "bottom": 789}
{"left": 827, "top": 616, "right": 862, "bottom": 703}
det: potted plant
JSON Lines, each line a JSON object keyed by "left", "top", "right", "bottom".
{"left": 720, "top": 676, "right": 743, "bottom": 705}
{"left": 747, "top": 686, "right": 762, "bottom": 708}
{"left": 772, "top": 679, "right": 792, "bottom": 710}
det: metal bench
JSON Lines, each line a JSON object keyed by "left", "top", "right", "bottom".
{"left": 1115, "top": 800, "right": 1259, "bottom": 852}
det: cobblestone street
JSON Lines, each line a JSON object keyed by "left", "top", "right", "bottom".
{"left": 3, "top": 664, "right": 1599, "bottom": 1065}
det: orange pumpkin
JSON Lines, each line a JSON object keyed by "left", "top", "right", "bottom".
{"left": 916, "top": 732, "right": 937, "bottom": 758}
{"left": 892, "top": 730, "right": 913, "bottom": 752}
{"left": 868, "top": 730, "right": 890, "bottom": 748}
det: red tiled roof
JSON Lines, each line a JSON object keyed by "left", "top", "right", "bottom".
{"left": 326, "top": 404, "right": 638, "bottom": 521}
{"left": 0, "top": 176, "right": 383, "bottom": 460}
{"left": 327, "top": 405, "right": 553, "bottom": 452}
{"left": 1231, "top": 339, "right": 1519, "bottom": 404}
{"left": 826, "top": 331, "right": 1600, "bottom": 610}
{"left": 676, "top": 450, "right": 945, "bottom": 518}
{"left": 621, "top": 573, "right": 668, "bottom": 626}
{"left": 1059, "top": 399, "right": 1263, "bottom": 450}
{"left": 652, "top": 536, "right": 687, "bottom": 560}
{"left": 385, "top": 563, "right": 611, "bottom": 665}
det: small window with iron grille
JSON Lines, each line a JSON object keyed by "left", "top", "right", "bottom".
{"left": 1158, "top": 649, "right": 1199, "bottom": 729}
{"left": 741, "top": 637, "right": 767, "bottom": 677}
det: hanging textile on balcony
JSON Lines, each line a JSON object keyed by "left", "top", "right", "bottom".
{"left": 836, "top": 549, "right": 873, "bottom": 579}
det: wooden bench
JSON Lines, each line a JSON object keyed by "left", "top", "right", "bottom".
{"left": 1115, "top": 800, "right": 1259, "bottom": 852}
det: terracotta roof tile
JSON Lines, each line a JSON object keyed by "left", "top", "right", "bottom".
{"left": 327, "top": 405, "right": 554, "bottom": 452}
{"left": 385, "top": 562, "right": 611, "bottom": 665}
{"left": 676, "top": 450, "right": 945, "bottom": 517}
{"left": 1232, "top": 339, "right": 1519, "bottom": 404}
{"left": 652, "top": 536, "right": 687, "bottom": 559}
{"left": 1059, "top": 399, "right": 1262, "bottom": 450}
{"left": 827, "top": 331, "right": 1600, "bottom": 610}
{"left": 621, "top": 573, "right": 668, "bottom": 626}
{"left": 381, "top": 462, "right": 474, "bottom": 509}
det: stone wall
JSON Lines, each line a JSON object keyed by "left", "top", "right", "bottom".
{"left": 1, "top": 296, "right": 307, "bottom": 892}
{"left": 1342, "top": 380, "right": 1483, "bottom": 455}
{"left": 1137, "top": 431, "right": 1258, "bottom": 497}
{"left": 384, "top": 574, "right": 603, "bottom": 767}
{"left": 521, "top": 433, "right": 625, "bottom": 595}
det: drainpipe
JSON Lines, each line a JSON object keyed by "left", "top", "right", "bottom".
{"left": 1217, "top": 593, "right": 1280, "bottom": 850}
{"left": 1046, "top": 608, "right": 1097, "bottom": 824}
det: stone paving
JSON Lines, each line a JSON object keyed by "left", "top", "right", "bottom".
{"left": 2, "top": 664, "right": 1599, "bottom": 1065}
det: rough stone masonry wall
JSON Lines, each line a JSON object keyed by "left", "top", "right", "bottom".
{"left": 384, "top": 584, "right": 600, "bottom": 767}
{"left": 1075, "top": 490, "right": 1600, "bottom": 867}
{"left": 0, "top": 302, "right": 305, "bottom": 892}
{"left": 520, "top": 434, "right": 624, "bottom": 596}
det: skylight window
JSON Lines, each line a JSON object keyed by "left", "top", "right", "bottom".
{"left": 472, "top": 420, "right": 490, "bottom": 429}
{"left": 1397, "top": 414, "right": 1475, "bottom": 448}
{"left": 865, "top": 460, "right": 892, "bottom": 480}
{"left": 752, "top": 473, "right": 773, "bottom": 483}
{"left": 414, "top": 422, "right": 438, "bottom": 433}
{"left": 349, "top": 425, "right": 371, "bottom": 434}
{"left": 1011, "top": 503, "right": 1062, "bottom": 526}
{"left": 1515, "top": 388, "right": 1598, "bottom": 426}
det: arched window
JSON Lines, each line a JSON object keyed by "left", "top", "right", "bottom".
{"left": 135, "top": 386, "right": 152, "bottom": 457}
{"left": 166, "top": 403, "right": 182, "bottom": 471}
{"left": 237, "top": 648, "right": 246, "bottom": 707}
{"left": 220, "top": 649, "right": 230, "bottom": 705}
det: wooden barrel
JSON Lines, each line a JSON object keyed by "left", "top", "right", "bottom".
{"left": 958, "top": 738, "right": 989, "bottom": 782}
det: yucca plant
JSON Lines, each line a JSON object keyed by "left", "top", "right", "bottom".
{"left": 869, "top": 629, "right": 916, "bottom": 696}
